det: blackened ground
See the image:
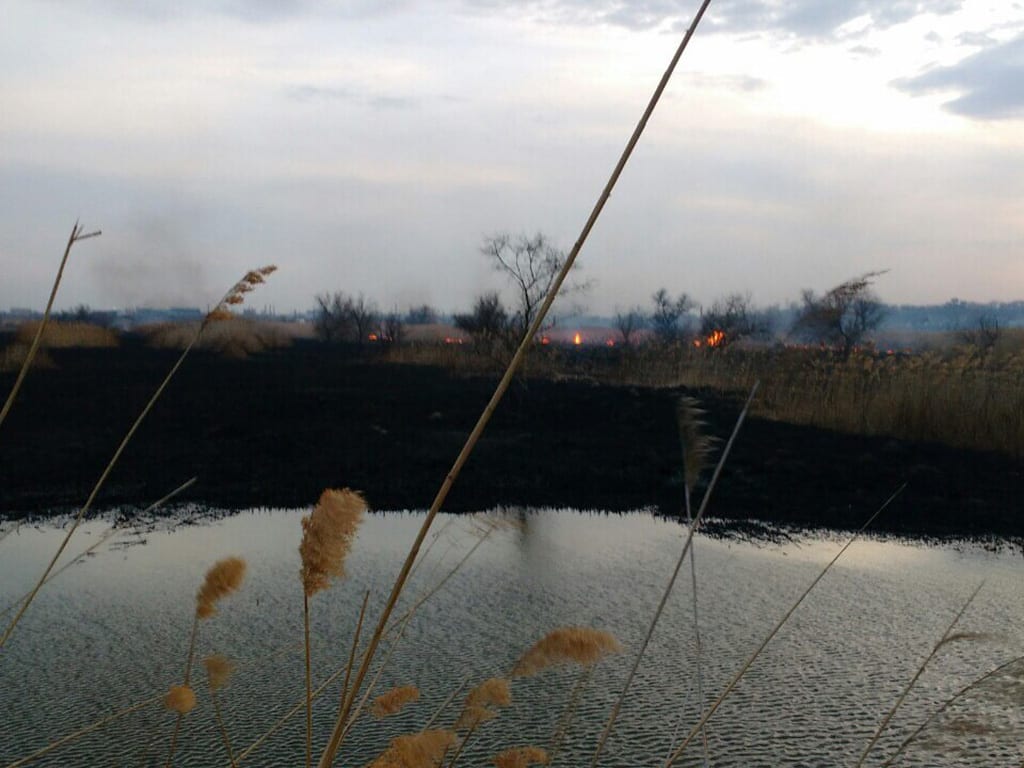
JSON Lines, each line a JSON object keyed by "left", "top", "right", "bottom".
{"left": 0, "top": 338, "right": 1020, "bottom": 539}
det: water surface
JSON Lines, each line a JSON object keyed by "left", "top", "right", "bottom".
{"left": 1, "top": 509, "right": 1022, "bottom": 766}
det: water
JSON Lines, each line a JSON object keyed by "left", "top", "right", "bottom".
{"left": 1, "top": 509, "right": 1022, "bottom": 767}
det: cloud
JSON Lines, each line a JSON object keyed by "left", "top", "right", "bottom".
{"left": 709, "top": 0, "right": 964, "bottom": 39}
{"left": 284, "top": 85, "right": 418, "bottom": 110}
{"left": 895, "top": 35, "right": 1024, "bottom": 120}
{"left": 44, "top": 0, "right": 412, "bottom": 23}
{"left": 461, "top": 0, "right": 965, "bottom": 39}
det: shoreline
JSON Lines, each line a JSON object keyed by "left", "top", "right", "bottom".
{"left": 1, "top": 339, "right": 1021, "bottom": 538}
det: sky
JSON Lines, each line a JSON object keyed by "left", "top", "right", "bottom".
{"left": 2, "top": 0, "right": 1023, "bottom": 316}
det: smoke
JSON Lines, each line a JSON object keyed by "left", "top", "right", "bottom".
{"left": 89, "top": 216, "right": 212, "bottom": 309}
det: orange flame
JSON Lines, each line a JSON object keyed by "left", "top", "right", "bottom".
{"left": 573, "top": 332, "right": 582, "bottom": 346}
{"left": 705, "top": 329, "right": 726, "bottom": 348}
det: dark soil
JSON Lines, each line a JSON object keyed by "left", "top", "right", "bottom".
{"left": 1, "top": 338, "right": 1020, "bottom": 538}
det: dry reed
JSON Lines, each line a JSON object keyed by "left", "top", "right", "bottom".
{"left": 300, "top": 489, "right": 366, "bottom": 597}
{"left": 455, "top": 677, "right": 511, "bottom": 730}
{"left": 511, "top": 627, "right": 621, "bottom": 678}
{"left": 372, "top": 686, "right": 421, "bottom": 718}
{"left": 203, "top": 654, "right": 235, "bottom": 691}
{"left": 315, "top": 5, "right": 709, "bottom": 763}
{"left": 196, "top": 557, "right": 247, "bottom": 619}
{"left": 492, "top": 746, "right": 550, "bottom": 768}
{"left": 14, "top": 320, "right": 118, "bottom": 348}
{"left": 365, "top": 729, "right": 456, "bottom": 768}
{"left": 1, "top": 265, "right": 274, "bottom": 651}
{"left": 164, "top": 686, "right": 197, "bottom": 715}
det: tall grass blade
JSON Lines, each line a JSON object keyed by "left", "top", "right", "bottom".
{"left": 0, "top": 477, "right": 197, "bottom": 619}
{"left": 663, "top": 484, "right": 907, "bottom": 767}
{"left": 3, "top": 695, "right": 158, "bottom": 768}
{"left": 1, "top": 267, "right": 271, "bottom": 650}
{"left": 855, "top": 580, "right": 986, "bottom": 768}
{"left": 880, "top": 654, "right": 1024, "bottom": 767}
{"left": 590, "top": 382, "right": 758, "bottom": 767}
{"left": 315, "top": 3, "right": 712, "bottom": 762}
{"left": 0, "top": 222, "right": 100, "bottom": 435}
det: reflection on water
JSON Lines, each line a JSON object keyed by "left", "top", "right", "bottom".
{"left": 1, "top": 510, "right": 1022, "bottom": 767}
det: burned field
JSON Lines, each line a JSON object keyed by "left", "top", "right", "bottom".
{"left": 0, "top": 337, "right": 1020, "bottom": 539}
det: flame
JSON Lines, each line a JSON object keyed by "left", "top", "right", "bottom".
{"left": 368, "top": 333, "right": 379, "bottom": 342}
{"left": 540, "top": 336, "right": 550, "bottom": 345}
{"left": 705, "top": 329, "right": 726, "bottom": 348}
{"left": 573, "top": 332, "right": 582, "bottom": 346}
{"left": 693, "top": 339, "right": 702, "bottom": 348}
{"left": 606, "top": 338, "right": 615, "bottom": 347}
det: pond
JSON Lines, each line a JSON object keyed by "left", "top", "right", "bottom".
{"left": 1, "top": 509, "right": 1022, "bottom": 767}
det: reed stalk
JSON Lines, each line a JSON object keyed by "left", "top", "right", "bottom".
{"left": 0, "top": 477, "right": 197, "bottom": 620}
{"left": 1, "top": 267, "right": 272, "bottom": 651}
{"left": 548, "top": 666, "right": 593, "bottom": 765}
{"left": 304, "top": 594, "right": 313, "bottom": 768}
{"left": 338, "top": 590, "right": 371, "bottom": 716}
{"left": 662, "top": 484, "right": 906, "bottom": 767}
{"left": 316, "top": 3, "right": 711, "bottom": 760}
{"left": 880, "top": 654, "right": 1024, "bottom": 767}
{"left": 0, "top": 222, "right": 100, "bottom": 435}
{"left": 2, "top": 695, "right": 159, "bottom": 768}
{"left": 855, "top": 581, "right": 986, "bottom": 768}
{"left": 591, "top": 382, "right": 758, "bottom": 767}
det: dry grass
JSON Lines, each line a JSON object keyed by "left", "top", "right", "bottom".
{"left": 14, "top": 320, "right": 119, "bottom": 348}
{"left": 139, "top": 318, "right": 294, "bottom": 358}
{"left": 0, "top": 343, "right": 55, "bottom": 373}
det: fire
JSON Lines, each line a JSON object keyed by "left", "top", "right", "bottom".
{"left": 606, "top": 338, "right": 615, "bottom": 347}
{"left": 705, "top": 329, "right": 726, "bottom": 348}
{"left": 573, "top": 332, "right": 582, "bottom": 346}
{"left": 540, "top": 336, "right": 550, "bottom": 345}
{"left": 367, "top": 333, "right": 379, "bottom": 342}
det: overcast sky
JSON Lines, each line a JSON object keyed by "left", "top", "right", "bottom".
{"left": 2, "top": 0, "right": 1023, "bottom": 315}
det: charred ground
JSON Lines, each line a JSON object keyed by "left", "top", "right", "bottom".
{"left": 0, "top": 337, "right": 1020, "bottom": 539}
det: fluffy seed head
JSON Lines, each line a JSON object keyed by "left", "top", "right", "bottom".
{"left": 164, "top": 685, "right": 197, "bottom": 714}
{"left": 203, "top": 654, "right": 235, "bottom": 691}
{"left": 196, "top": 557, "right": 246, "bottom": 619}
{"left": 372, "top": 685, "right": 420, "bottom": 718}
{"left": 511, "top": 627, "right": 622, "bottom": 677}
{"left": 207, "top": 264, "right": 277, "bottom": 322}
{"left": 675, "top": 396, "right": 717, "bottom": 491}
{"left": 367, "top": 729, "right": 456, "bottom": 768}
{"left": 300, "top": 488, "right": 366, "bottom": 597}
{"left": 456, "top": 677, "right": 511, "bottom": 730}
{"left": 492, "top": 746, "right": 550, "bottom": 768}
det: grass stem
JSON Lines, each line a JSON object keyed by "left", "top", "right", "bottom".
{"left": 663, "top": 484, "right": 906, "bottom": 767}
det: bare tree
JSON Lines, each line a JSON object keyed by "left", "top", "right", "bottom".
{"left": 453, "top": 292, "right": 510, "bottom": 352}
{"left": 348, "top": 294, "right": 380, "bottom": 342}
{"left": 699, "top": 293, "right": 770, "bottom": 349}
{"left": 314, "top": 292, "right": 353, "bottom": 342}
{"left": 959, "top": 313, "right": 1001, "bottom": 360}
{"left": 381, "top": 310, "right": 404, "bottom": 344}
{"left": 614, "top": 306, "right": 646, "bottom": 346}
{"left": 650, "top": 288, "right": 695, "bottom": 344}
{"left": 314, "top": 292, "right": 379, "bottom": 343}
{"left": 791, "top": 272, "right": 887, "bottom": 357}
{"left": 481, "top": 232, "right": 585, "bottom": 343}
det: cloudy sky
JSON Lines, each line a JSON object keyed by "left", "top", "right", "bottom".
{"left": 2, "top": 0, "right": 1022, "bottom": 316}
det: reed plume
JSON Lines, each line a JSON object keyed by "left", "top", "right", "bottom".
{"left": 203, "top": 654, "right": 235, "bottom": 691}
{"left": 675, "top": 396, "right": 715, "bottom": 768}
{"left": 373, "top": 685, "right": 420, "bottom": 718}
{"left": 163, "top": 685, "right": 197, "bottom": 715}
{"left": 492, "top": 746, "right": 550, "bottom": 768}
{"left": 300, "top": 488, "right": 366, "bottom": 597}
{"left": 203, "top": 654, "right": 238, "bottom": 767}
{"left": 196, "top": 557, "right": 247, "bottom": 619}
{"left": 511, "top": 627, "right": 621, "bottom": 677}
{"left": 366, "top": 729, "right": 456, "bottom": 768}
{"left": 675, "top": 396, "right": 716, "bottom": 492}
{"left": 300, "top": 487, "right": 367, "bottom": 768}
{"left": 455, "top": 677, "right": 511, "bottom": 730}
